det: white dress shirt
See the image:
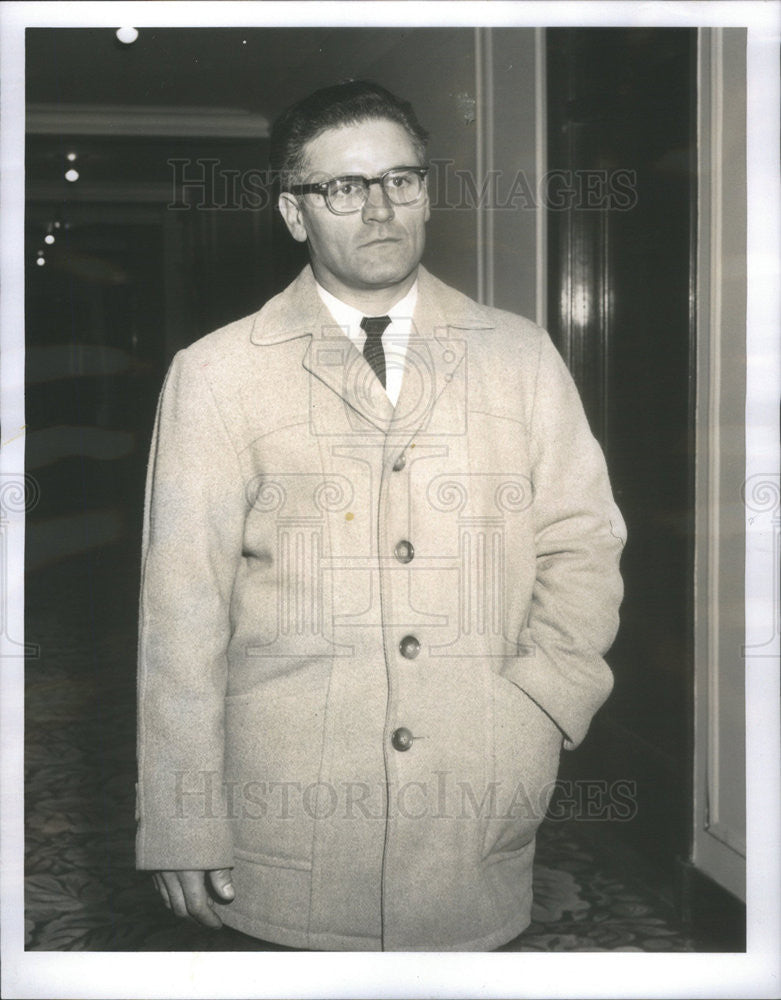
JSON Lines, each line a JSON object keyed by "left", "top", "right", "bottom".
{"left": 315, "top": 280, "right": 418, "bottom": 407}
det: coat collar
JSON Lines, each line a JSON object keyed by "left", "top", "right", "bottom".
{"left": 250, "top": 264, "right": 494, "bottom": 435}
{"left": 249, "top": 264, "right": 493, "bottom": 345}
{"left": 250, "top": 265, "right": 329, "bottom": 346}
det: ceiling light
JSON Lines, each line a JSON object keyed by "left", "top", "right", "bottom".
{"left": 44, "top": 234, "right": 55, "bottom": 245}
{"left": 65, "top": 168, "right": 79, "bottom": 182}
{"left": 66, "top": 152, "right": 77, "bottom": 162}
{"left": 116, "top": 27, "right": 139, "bottom": 45}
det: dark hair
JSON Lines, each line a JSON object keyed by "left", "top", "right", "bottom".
{"left": 270, "top": 80, "right": 429, "bottom": 189}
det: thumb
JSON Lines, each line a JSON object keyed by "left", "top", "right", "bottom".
{"left": 207, "top": 868, "right": 235, "bottom": 901}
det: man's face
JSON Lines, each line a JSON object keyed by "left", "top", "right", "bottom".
{"left": 279, "top": 118, "right": 430, "bottom": 299}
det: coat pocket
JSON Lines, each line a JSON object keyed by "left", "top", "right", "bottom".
{"left": 223, "top": 668, "right": 330, "bottom": 869}
{"left": 481, "top": 671, "right": 563, "bottom": 860}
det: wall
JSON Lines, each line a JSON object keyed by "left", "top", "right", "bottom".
{"left": 369, "top": 29, "right": 480, "bottom": 300}
{"left": 693, "top": 27, "right": 747, "bottom": 902}
{"left": 369, "top": 28, "right": 541, "bottom": 318}
{"left": 479, "top": 29, "right": 543, "bottom": 319}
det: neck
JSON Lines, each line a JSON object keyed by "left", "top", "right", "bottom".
{"left": 313, "top": 267, "right": 418, "bottom": 315}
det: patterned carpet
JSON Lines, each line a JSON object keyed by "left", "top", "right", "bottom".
{"left": 24, "top": 539, "right": 707, "bottom": 952}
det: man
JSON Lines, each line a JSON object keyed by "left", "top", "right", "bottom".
{"left": 136, "top": 81, "right": 625, "bottom": 951}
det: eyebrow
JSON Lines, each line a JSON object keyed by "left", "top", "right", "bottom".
{"left": 289, "top": 165, "right": 428, "bottom": 192}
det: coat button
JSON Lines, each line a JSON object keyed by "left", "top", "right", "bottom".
{"left": 391, "top": 727, "right": 414, "bottom": 752}
{"left": 399, "top": 634, "right": 420, "bottom": 659}
{"left": 394, "top": 539, "right": 414, "bottom": 564}
{"left": 392, "top": 453, "right": 406, "bottom": 471}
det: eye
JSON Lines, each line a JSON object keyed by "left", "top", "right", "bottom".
{"left": 388, "top": 172, "right": 412, "bottom": 188}
{"left": 330, "top": 178, "right": 361, "bottom": 198}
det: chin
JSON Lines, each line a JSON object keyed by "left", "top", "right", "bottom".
{"left": 359, "top": 260, "right": 418, "bottom": 288}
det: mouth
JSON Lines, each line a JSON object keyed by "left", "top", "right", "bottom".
{"left": 359, "top": 237, "right": 401, "bottom": 248}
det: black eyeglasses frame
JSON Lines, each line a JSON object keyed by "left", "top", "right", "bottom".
{"left": 287, "top": 166, "right": 429, "bottom": 215}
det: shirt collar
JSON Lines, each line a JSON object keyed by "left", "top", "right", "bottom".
{"left": 315, "top": 279, "right": 418, "bottom": 335}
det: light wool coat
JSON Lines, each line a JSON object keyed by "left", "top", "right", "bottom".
{"left": 136, "top": 264, "right": 625, "bottom": 951}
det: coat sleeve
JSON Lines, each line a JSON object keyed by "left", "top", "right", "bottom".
{"left": 136, "top": 349, "right": 246, "bottom": 870}
{"left": 503, "top": 330, "right": 626, "bottom": 750}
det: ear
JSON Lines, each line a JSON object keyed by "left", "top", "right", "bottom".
{"left": 421, "top": 175, "right": 431, "bottom": 224}
{"left": 278, "top": 192, "right": 308, "bottom": 243}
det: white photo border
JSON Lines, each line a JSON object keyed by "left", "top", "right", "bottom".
{"left": 2, "top": 2, "right": 778, "bottom": 998}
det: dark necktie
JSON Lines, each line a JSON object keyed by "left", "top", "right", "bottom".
{"left": 360, "top": 315, "right": 391, "bottom": 389}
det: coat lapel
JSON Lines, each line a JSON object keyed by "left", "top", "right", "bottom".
{"left": 388, "top": 266, "right": 493, "bottom": 447}
{"left": 250, "top": 265, "right": 393, "bottom": 434}
{"left": 304, "top": 330, "right": 394, "bottom": 435}
{"left": 249, "top": 264, "right": 494, "bottom": 441}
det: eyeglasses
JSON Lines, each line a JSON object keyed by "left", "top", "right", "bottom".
{"left": 289, "top": 166, "right": 429, "bottom": 215}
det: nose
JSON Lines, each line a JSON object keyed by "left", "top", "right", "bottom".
{"left": 361, "top": 179, "right": 395, "bottom": 223}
